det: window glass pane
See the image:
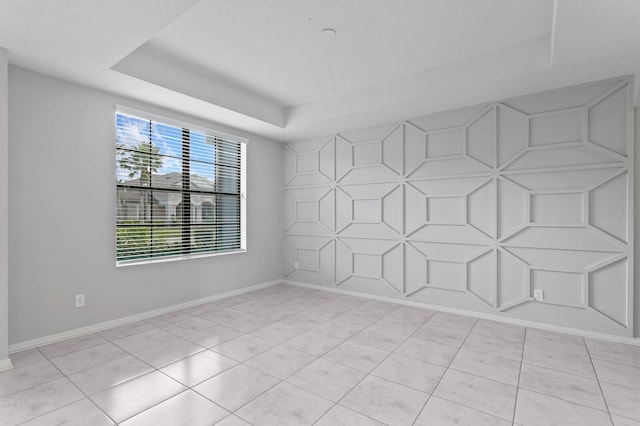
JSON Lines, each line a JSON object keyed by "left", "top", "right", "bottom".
{"left": 116, "top": 114, "right": 150, "bottom": 150}
{"left": 190, "top": 132, "right": 215, "bottom": 164}
{"left": 191, "top": 225, "right": 216, "bottom": 253}
{"left": 149, "top": 226, "right": 183, "bottom": 258}
{"left": 217, "top": 194, "right": 240, "bottom": 216}
{"left": 151, "top": 122, "right": 183, "bottom": 159}
{"left": 116, "top": 149, "right": 143, "bottom": 185}
{"left": 116, "top": 225, "right": 150, "bottom": 261}
{"left": 151, "top": 156, "right": 182, "bottom": 190}
{"left": 215, "top": 164, "right": 240, "bottom": 194}
{"left": 116, "top": 147, "right": 162, "bottom": 187}
{"left": 190, "top": 160, "right": 216, "bottom": 192}
{"left": 117, "top": 187, "right": 150, "bottom": 224}
{"left": 117, "top": 189, "right": 185, "bottom": 224}
{"left": 190, "top": 194, "right": 216, "bottom": 224}
{"left": 214, "top": 223, "right": 242, "bottom": 250}
{"left": 216, "top": 139, "right": 241, "bottom": 167}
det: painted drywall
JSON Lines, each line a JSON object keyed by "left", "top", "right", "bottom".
{"left": 7, "top": 66, "right": 283, "bottom": 344}
{"left": 283, "top": 78, "right": 635, "bottom": 337}
{"left": 0, "top": 49, "right": 10, "bottom": 365}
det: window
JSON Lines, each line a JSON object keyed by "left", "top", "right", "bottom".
{"left": 115, "top": 107, "right": 246, "bottom": 265}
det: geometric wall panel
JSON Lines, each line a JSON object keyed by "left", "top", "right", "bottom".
{"left": 283, "top": 186, "right": 333, "bottom": 235}
{"left": 530, "top": 192, "right": 583, "bottom": 224}
{"left": 284, "top": 138, "right": 334, "bottom": 187}
{"left": 588, "top": 85, "right": 628, "bottom": 157}
{"left": 530, "top": 111, "right": 582, "bottom": 146}
{"left": 283, "top": 77, "right": 634, "bottom": 336}
{"left": 530, "top": 269, "right": 584, "bottom": 307}
{"left": 589, "top": 171, "right": 628, "bottom": 243}
{"left": 336, "top": 183, "right": 401, "bottom": 238}
{"left": 467, "top": 251, "right": 494, "bottom": 307}
{"left": 283, "top": 235, "right": 334, "bottom": 284}
{"left": 589, "top": 257, "right": 628, "bottom": 327}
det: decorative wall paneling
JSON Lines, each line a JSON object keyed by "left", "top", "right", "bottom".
{"left": 283, "top": 78, "right": 634, "bottom": 336}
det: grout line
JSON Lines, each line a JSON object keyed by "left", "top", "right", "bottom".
{"left": 38, "top": 337, "right": 109, "bottom": 361}
{"left": 410, "top": 319, "right": 480, "bottom": 425}
{"left": 516, "top": 387, "right": 612, "bottom": 415}
{"left": 511, "top": 328, "right": 526, "bottom": 424}
{"left": 584, "top": 338, "right": 615, "bottom": 425}
{"left": 524, "top": 336, "right": 592, "bottom": 355}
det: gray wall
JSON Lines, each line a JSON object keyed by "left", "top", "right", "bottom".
{"left": 283, "top": 78, "right": 636, "bottom": 337}
{"left": 8, "top": 66, "right": 283, "bottom": 345}
{"left": 0, "top": 49, "right": 9, "bottom": 363}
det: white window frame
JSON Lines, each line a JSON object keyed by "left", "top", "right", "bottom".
{"left": 115, "top": 105, "right": 247, "bottom": 266}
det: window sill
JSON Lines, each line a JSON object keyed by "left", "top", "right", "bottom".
{"left": 116, "top": 249, "right": 246, "bottom": 268}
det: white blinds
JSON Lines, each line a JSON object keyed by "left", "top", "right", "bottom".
{"left": 115, "top": 110, "right": 246, "bottom": 264}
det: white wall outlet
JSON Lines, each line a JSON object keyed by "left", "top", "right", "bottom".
{"left": 294, "top": 261, "right": 299, "bottom": 269}
{"left": 75, "top": 294, "right": 85, "bottom": 308}
{"left": 533, "top": 289, "right": 544, "bottom": 301}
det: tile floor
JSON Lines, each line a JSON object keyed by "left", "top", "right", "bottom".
{"left": 1, "top": 284, "right": 640, "bottom": 425}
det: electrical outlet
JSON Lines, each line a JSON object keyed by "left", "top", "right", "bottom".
{"left": 533, "top": 289, "right": 544, "bottom": 301}
{"left": 294, "top": 261, "right": 299, "bottom": 269}
{"left": 75, "top": 294, "right": 85, "bottom": 308}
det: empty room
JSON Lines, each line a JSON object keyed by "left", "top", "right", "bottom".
{"left": 1, "top": 0, "right": 640, "bottom": 425}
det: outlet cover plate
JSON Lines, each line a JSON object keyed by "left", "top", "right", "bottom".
{"left": 533, "top": 289, "right": 544, "bottom": 301}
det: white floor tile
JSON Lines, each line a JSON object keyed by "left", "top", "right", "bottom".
{"left": 322, "top": 341, "right": 389, "bottom": 372}
{"left": 315, "top": 405, "right": 385, "bottom": 426}
{"left": 193, "top": 364, "right": 279, "bottom": 411}
{"left": 120, "top": 390, "right": 228, "bottom": 426}
{"left": 514, "top": 389, "right": 612, "bottom": 426}
{"left": 341, "top": 375, "right": 429, "bottom": 425}
{"left": 90, "top": 371, "right": 185, "bottom": 423}
{"left": 523, "top": 342, "right": 596, "bottom": 378}
{"left": 282, "top": 330, "right": 343, "bottom": 356}
{"left": 160, "top": 350, "right": 237, "bottom": 387}
{"left": 39, "top": 334, "right": 107, "bottom": 358}
{"left": 450, "top": 348, "right": 521, "bottom": 386}
{"left": 68, "top": 355, "right": 153, "bottom": 396}
{"left": 433, "top": 369, "right": 517, "bottom": 420}
{"left": 19, "top": 399, "right": 114, "bottom": 426}
{"left": 244, "top": 345, "right": 315, "bottom": 379}
{"left": 396, "top": 337, "right": 458, "bottom": 366}
{"left": 415, "top": 396, "right": 512, "bottom": 426}
{"left": 519, "top": 363, "right": 607, "bottom": 410}
{"left": 50, "top": 342, "right": 128, "bottom": 375}
{"left": 211, "top": 334, "right": 277, "bottom": 362}
{"left": 286, "top": 358, "right": 366, "bottom": 402}
{"left": 371, "top": 353, "right": 446, "bottom": 393}
{"left": 0, "top": 378, "right": 84, "bottom": 425}
{"left": 602, "top": 382, "right": 640, "bottom": 421}
{"left": 0, "top": 360, "right": 62, "bottom": 398}
{"left": 236, "top": 382, "right": 333, "bottom": 426}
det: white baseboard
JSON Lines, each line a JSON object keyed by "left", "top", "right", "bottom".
{"left": 284, "top": 279, "right": 640, "bottom": 347}
{"left": 8, "top": 279, "right": 282, "bottom": 354}
{"left": 0, "top": 358, "right": 13, "bottom": 372}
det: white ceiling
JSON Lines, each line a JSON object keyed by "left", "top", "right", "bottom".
{"left": 145, "top": 0, "right": 552, "bottom": 107}
{"left": 1, "top": 0, "right": 640, "bottom": 142}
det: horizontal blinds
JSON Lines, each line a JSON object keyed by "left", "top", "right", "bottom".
{"left": 116, "top": 112, "right": 245, "bottom": 263}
